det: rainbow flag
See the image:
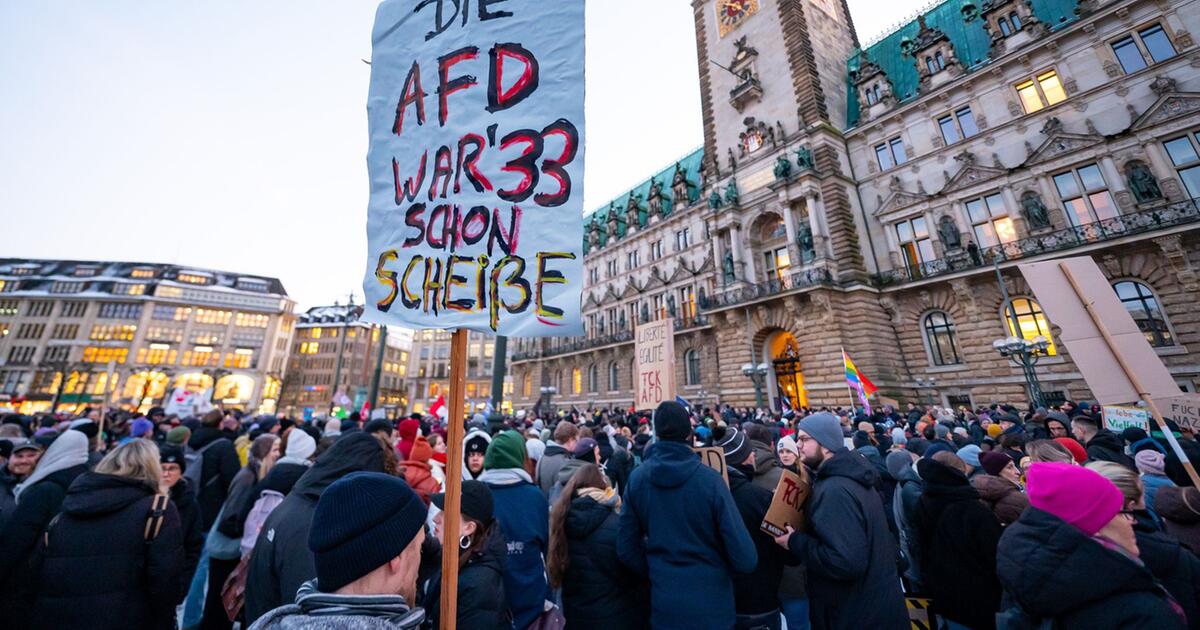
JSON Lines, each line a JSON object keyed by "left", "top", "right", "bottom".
{"left": 842, "top": 350, "right": 877, "bottom": 396}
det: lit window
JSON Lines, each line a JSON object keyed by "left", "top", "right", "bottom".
{"left": 181, "top": 346, "right": 218, "bottom": 367}
{"left": 82, "top": 346, "right": 129, "bottom": 364}
{"left": 923, "top": 311, "right": 961, "bottom": 366}
{"left": 130, "top": 267, "right": 157, "bottom": 279}
{"left": 152, "top": 305, "right": 191, "bottom": 321}
{"left": 225, "top": 348, "right": 255, "bottom": 369}
{"left": 0, "top": 300, "right": 17, "bottom": 316}
{"left": 1163, "top": 133, "right": 1200, "bottom": 200}
{"left": 194, "top": 308, "right": 232, "bottom": 325}
{"left": 965, "top": 193, "right": 1017, "bottom": 247}
{"left": 113, "top": 283, "right": 146, "bottom": 296}
{"left": 1003, "top": 298, "right": 1057, "bottom": 355}
{"left": 1113, "top": 281, "right": 1174, "bottom": 347}
{"left": 235, "top": 312, "right": 269, "bottom": 328}
{"left": 177, "top": 272, "right": 212, "bottom": 285}
{"left": 136, "top": 344, "right": 178, "bottom": 365}
{"left": 571, "top": 368, "right": 581, "bottom": 395}
{"left": 895, "top": 216, "right": 936, "bottom": 279}
{"left": 311, "top": 327, "right": 323, "bottom": 339}
{"left": 89, "top": 324, "right": 137, "bottom": 341}
{"left": 1053, "top": 164, "right": 1118, "bottom": 226}
{"left": 1015, "top": 70, "right": 1067, "bottom": 114}
{"left": 0, "top": 280, "right": 14, "bottom": 293}
{"left": 762, "top": 247, "right": 791, "bottom": 282}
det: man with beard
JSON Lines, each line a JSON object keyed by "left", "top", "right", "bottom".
{"left": 773, "top": 412, "right": 907, "bottom": 629}
{"left": 0, "top": 440, "right": 40, "bottom": 529}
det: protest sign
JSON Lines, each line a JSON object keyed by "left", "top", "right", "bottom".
{"left": 164, "top": 388, "right": 196, "bottom": 417}
{"left": 694, "top": 447, "right": 728, "bottom": 486}
{"left": 636, "top": 318, "right": 676, "bottom": 410}
{"left": 1157, "top": 393, "right": 1200, "bottom": 432}
{"left": 361, "top": 0, "right": 585, "bottom": 337}
{"left": 1102, "top": 406, "right": 1149, "bottom": 433}
{"left": 760, "top": 467, "right": 810, "bottom": 537}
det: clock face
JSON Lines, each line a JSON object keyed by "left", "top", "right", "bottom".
{"left": 717, "top": 0, "right": 759, "bottom": 38}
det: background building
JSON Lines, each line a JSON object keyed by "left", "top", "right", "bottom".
{"left": 407, "top": 329, "right": 512, "bottom": 416}
{"left": 279, "top": 304, "right": 410, "bottom": 418}
{"left": 0, "top": 258, "right": 295, "bottom": 414}
{"left": 512, "top": 0, "right": 1200, "bottom": 412}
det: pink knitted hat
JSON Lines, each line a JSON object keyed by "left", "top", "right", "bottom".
{"left": 1026, "top": 462, "right": 1123, "bottom": 536}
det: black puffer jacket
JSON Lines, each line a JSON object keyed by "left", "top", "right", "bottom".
{"left": 169, "top": 478, "right": 205, "bottom": 602}
{"left": 32, "top": 473, "right": 183, "bottom": 630}
{"left": 187, "top": 426, "right": 240, "bottom": 530}
{"left": 997, "top": 507, "right": 1186, "bottom": 629}
{"left": 1132, "top": 511, "right": 1200, "bottom": 629}
{"left": 914, "top": 458, "right": 1002, "bottom": 630}
{"left": 560, "top": 495, "right": 649, "bottom": 629}
{"left": 728, "top": 464, "right": 790, "bottom": 617}
{"left": 1085, "top": 430, "right": 1137, "bottom": 470}
{"left": 423, "top": 523, "right": 510, "bottom": 630}
{"left": 0, "top": 463, "right": 88, "bottom": 627}
{"left": 785, "top": 449, "right": 908, "bottom": 630}
{"left": 243, "top": 433, "right": 387, "bottom": 625}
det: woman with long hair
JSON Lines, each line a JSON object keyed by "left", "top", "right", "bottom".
{"left": 31, "top": 439, "right": 184, "bottom": 630}
{"left": 423, "top": 480, "right": 509, "bottom": 629}
{"left": 547, "top": 463, "right": 648, "bottom": 630}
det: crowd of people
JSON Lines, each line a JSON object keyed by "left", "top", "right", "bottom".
{"left": 1, "top": 397, "right": 1199, "bottom": 629}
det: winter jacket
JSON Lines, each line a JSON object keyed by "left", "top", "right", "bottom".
{"left": 536, "top": 443, "right": 570, "bottom": 496}
{"left": 604, "top": 445, "right": 634, "bottom": 496}
{"left": 617, "top": 440, "right": 757, "bottom": 630}
{"left": 1143, "top": 473, "right": 1175, "bottom": 517}
{"left": 480, "top": 467, "right": 550, "bottom": 630}
{"left": 0, "top": 463, "right": 88, "bottom": 627}
{"left": 785, "top": 448, "right": 908, "bottom": 630}
{"left": 249, "top": 579, "right": 424, "bottom": 630}
{"left": 728, "top": 464, "right": 791, "bottom": 617}
{"left": 31, "top": 473, "right": 183, "bottom": 630}
{"left": 188, "top": 426, "right": 241, "bottom": 530}
{"left": 914, "top": 459, "right": 1002, "bottom": 630}
{"left": 972, "top": 473, "right": 1028, "bottom": 526}
{"left": 551, "top": 456, "right": 588, "bottom": 501}
{"left": 244, "top": 433, "right": 388, "bottom": 625}
{"left": 234, "top": 461, "right": 309, "bottom": 537}
{"left": 170, "top": 477, "right": 205, "bottom": 602}
{"left": 217, "top": 462, "right": 261, "bottom": 540}
{"left": 0, "top": 467, "right": 19, "bottom": 530}
{"left": 997, "top": 506, "right": 1186, "bottom": 629}
{"left": 892, "top": 460, "right": 924, "bottom": 590}
{"left": 750, "top": 440, "right": 783, "bottom": 493}
{"left": 423, "top": 524, "right": 510, "bottom": 630}
{"left": 1133, "top": 511, "right": 1200, "bottom": 629}
{"left": 560, "top": 495, "right": 649, "bottom": 630}
{"left": 1157, "top": 486, "right": 1200, "bottom": 556}
{"left": 401, "top": 460, "right": 440, "bottom": 506}
{"left": 1085, "top": 430, "right": 1137, "bottom": 470}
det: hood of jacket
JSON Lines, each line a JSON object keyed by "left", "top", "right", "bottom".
{"left": 187, "top": 425, "right": 229, "bottom": 450}
{"left": 169, "top": 477, "right": 197, "bottom": 510}
{"left": 61, "top": 472, "right": 156, "bottom": 518}
{"left": 893, "top": 459, "right": 922, "bottom": 486}
{"left": 554, "top": 456, "right": 587, "bottom": 486}
{"left": 1154, "top": 486, "right": 1200, "bottom": 524}
{"left": 1086, "top": 430, "right": 1126, "bottom": 454}
{"left": 642, "top": 440, "right": 703, "bottom": 489}
{"left": 815, "top": 447, "right": 878, "bottom": 488}
{"left": 917, "top": 458, "right": 978, "bottom": 502}
{"left": 972, "top": 473, "right": 1021, "bottom": 502}
{"left": 563, "top": 495, "right": 615, "bottom": 540}
{"left": 291, "top": 432, "right": 387, "bottom": 503}
{"left": 542, "top": 442, "right": 568, "bottom": 459}
{"left": 997, "top": 507, "right": 1162, "bottom": 618}
{"left": 751, "top": 441, "right": 779, "bottom": 477}
{"left": 461, "top": 428, "right": 493, "bottom": 479}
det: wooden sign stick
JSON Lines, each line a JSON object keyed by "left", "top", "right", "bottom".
{"left": 439, "top": 328, "right": 469, "bottom": 628}
{"left": 1059, "top": 263, "right": 1200, "bottom": 488}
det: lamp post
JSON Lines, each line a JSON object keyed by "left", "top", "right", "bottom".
{"left": 740, "top": 362, "right": 769, "bottom": 409}
{"left": 539, "top": 385, "right": 558, "bottom": 416}
{"left": 914, "top": 376, "right": 937, "bottom": 407}
{"left": 992, "top": 335, "right": 1050, "bottom": 408}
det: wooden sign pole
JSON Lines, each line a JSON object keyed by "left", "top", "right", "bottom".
{"left": 1059, "top": 263, "right": 1200, "bottom": 488}
{"left": 439, "top": 328, "right": 469, "bottom": 629}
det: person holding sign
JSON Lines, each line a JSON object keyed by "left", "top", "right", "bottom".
{"left": 617, "top": 401, "right": 756, "bottom": 629}
{"left": 771, "top": 412, "right": 907, "bottom": 630}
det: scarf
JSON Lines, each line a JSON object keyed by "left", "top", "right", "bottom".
{"left": 294, "top": 579, "right": 424, "bottom": 628}
{"left": 15, "top": 430, "right": 89, "bottom": 502}
{"left": 477, "top": 467, "right": 532, "bottom": 486}
{"left": 576, "top": 486, "right": 621, "bottom": 512}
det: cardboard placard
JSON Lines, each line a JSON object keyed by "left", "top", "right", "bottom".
{"left": 760, "top": 467, "right": 810, "bottom": 537}
{"left": 636, "top": 318, "right": 676, "bottom": 410}
{"left": 693, "top": 446, "right": 728, "bottom": 486}
{"left": 1156, "top": 393, "right": 1200, "bottom": 432}
{"left": 1102, "top": 406, "right": 1149, "bottom": 433}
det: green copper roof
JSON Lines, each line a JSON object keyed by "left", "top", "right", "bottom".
{"left": 583, "top": 147, "right": 705, "bottom": 253}
{"left": 846, "top": 0, "right": 1080, "bottom": 129}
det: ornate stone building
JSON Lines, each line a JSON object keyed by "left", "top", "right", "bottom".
{"left": 511, "top": 0, "right": 1200, "bottom": 412}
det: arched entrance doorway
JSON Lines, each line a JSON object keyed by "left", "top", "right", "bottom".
{"left": 763, "top": 331, "right": 807, "bottom": 411}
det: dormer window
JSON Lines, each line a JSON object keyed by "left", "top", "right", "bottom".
{"left": 925, "top": 52, "right": 946, "bottom": 75}
{"left": 73, "top": 266, "right": 98, "bottom": 277}
{"left": 865, "top": 83, "right": 882, "bottom": 106}
{"left": 996, "top": 12, "right": 1022, "bottom": 37}
{"left": 982, "top": 0, "right": 1043, "bottom": 57}
{"left": 130, "top": 267, "right": 157, "bottom": 279}
{"left": 177, "top": 271, "right": 213, "bottom": 285}
{"left": 10, "top": 265, "right": 38, "bottom": 277}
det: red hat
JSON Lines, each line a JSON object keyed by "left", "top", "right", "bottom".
{"left": 1027, "top": 462, "right": 1123, "bottom": 536}
{"left": 1054, "top": 437, "right": 1088, "bottom": 464}
{"left": 398, "top": 418, "right": 420, "bottom": 440}
{"left": 408, "top": 435, "right": 432, "bottom": 463}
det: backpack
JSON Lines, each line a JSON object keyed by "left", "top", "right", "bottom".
{"left": 183, "top": 439, "right": 221, "bottom": 491}
{"left": 239, "top": 489, "right": 284, "bottom": 557}
{"left": 43, "top": 493, "right": 169, "bottom": 548}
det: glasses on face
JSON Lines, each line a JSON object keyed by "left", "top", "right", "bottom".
{"left": 795, "top": 435, "right": 816, "bottom": 445}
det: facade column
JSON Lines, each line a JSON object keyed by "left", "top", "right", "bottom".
{"left": 780, "top": 203, "right": 800, "bottom": 267}
{"left": 711, "top": 222, "right": 726, "bottom": 286}
{"left": 1100, "top": 156, "right": 1132, "bottom": 212}
{"left": 1036, "top": 175, "right": 1068, "bottom": 228}
{"left": 951, "top": 200, "right": 972, "bottom": 247}
{"left": 807, "top": 193, "right": 831, "bottom": 258}
{"left": 1000, "top": 186, "right": 1029, "bottom": 237}
{"left": 1142, "top": 141, "right": 1183, "bottom": 201}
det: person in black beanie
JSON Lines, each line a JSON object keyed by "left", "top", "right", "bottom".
{"left": 617, "top": 401, "right": 756, "bottom": 629}
{"left": 248, "top": 472, "right": 427, "bottom": 630}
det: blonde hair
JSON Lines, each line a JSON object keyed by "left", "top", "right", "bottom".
{"left": 1086, "top": 461, "right": 1142, "bottom": 505}
{"left": 1026, "top": 439, "right": 1074, "bottom": 464}
{"left": 96, "top": 440, "right": 163, "bottom": 493}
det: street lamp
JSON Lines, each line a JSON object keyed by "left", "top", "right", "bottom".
{"left": 741, "top": 362, "right": 769, "bottom": 409}
{"left": 914, "top": 376, "right": 937, "bottom": 407}
{"left": 539, "top": 385, "right": 558, "bottom": 416}
{"left": 993, "top": 335, "right": 1050, "bottom": 407}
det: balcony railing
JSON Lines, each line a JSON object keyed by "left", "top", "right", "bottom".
{"left": 510, "top": 314, "right": 710, "bottom": 361}
{"left": 702, "top": 266, "right": 834, "bottom": 311}
{"left": 873, "top": 199, "right": 1200, "bottom": 287}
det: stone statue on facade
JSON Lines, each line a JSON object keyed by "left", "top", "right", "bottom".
{"left": 938, "top": 215, "right": 962, "bottom": 250}
{"left": 666, "top": 295, "right": 677, "bottom": 317}
{"left": 796, "top": 219, "right": 815, "bottom": 262}
{"left": 724, "top": 180, "right": 740, "bottom": 205}
{"left": 618, "top": 310, "right": 626, "bottom": 330}
{"left": 1126, "top": 161, "right": 1163, "bottom": 203}
{"left": 774, "top": 155, "right": 792, "bottom": 180}
{"left": 723, "top": 252, "right": 736, "bottom": 282}
{"left": 1020, "top": 191, "right": 1051, "bottom": 230}
{"left": 708, "top": 190, "right": 723, "bottom": 210}
{"left": 640, "top": 302, "right": 650, "bottom": 323}
{"left": 795, "top": 146, "right": 814, "bottom": 171}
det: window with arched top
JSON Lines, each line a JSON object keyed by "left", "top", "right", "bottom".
{"left": 587, "top": 364, "right": 598, "bottom": 393}
{"left": 608, "top": 361, "right": 619, "bottom": 391}
{"left": 1113, "top": 280, "right": 1174, "bottom": 347}
{"left": 572, "top": 368, "right": 582, "bottom": 395}
{"left": 922, "top": 311, "right": 962, "bottom": 366}
{"left": 555, "top": 370, "right": 563, "bottom": 393}
{"left": 685, "top": 349, "right": 702, "bottom": 385}
{"left": 1003, "top": 298, "right": 1058, "bottom": 356}
{"left": 523, "top": 373, "right": 532, "bottom": 398}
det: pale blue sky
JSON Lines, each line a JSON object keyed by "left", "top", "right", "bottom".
{"left": 1, "top": 0, "right": 922, "bottom": 308}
